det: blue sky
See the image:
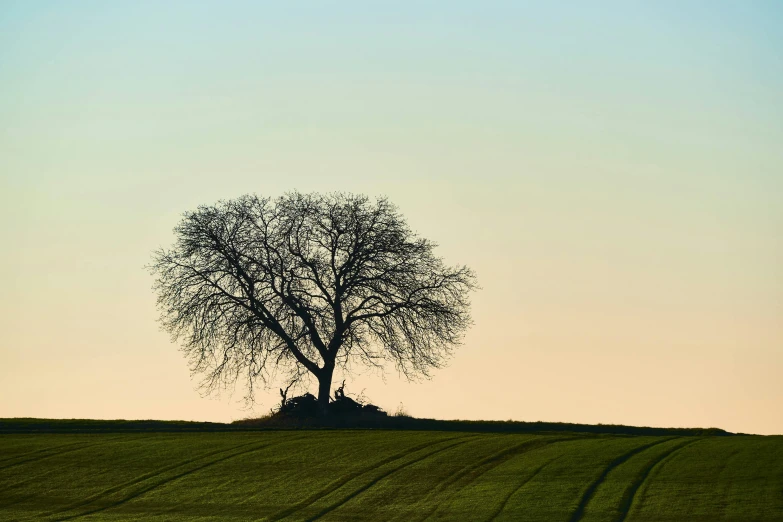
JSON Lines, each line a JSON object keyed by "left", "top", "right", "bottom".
{"left": 1, "top": 1, "right": 781, "bottom": 433}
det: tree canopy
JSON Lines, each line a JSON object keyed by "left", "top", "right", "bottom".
{"left": 150, "top": 192, "right": 477, "bottom": 413}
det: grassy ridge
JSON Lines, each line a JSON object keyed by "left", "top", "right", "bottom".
{"left": 0, "top": 417, "right": 732, "bottom": 437}
{"left": 1, "top": 428, "right": 780, "bottom": 521}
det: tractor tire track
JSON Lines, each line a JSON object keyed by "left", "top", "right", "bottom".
{"left": 417, "top": 437, "right": 579, "bottom": 522}
{"left": 614, "top": 438, "right": 702, "bottom": 522}
{"left": 0, "top": 435, "right": 161, "bottom": 493}
{"left": 0, "top": 436, "right": 134, "bottom": 472}
{"left": 0, "top": 437, "right": 149, "bottom": 509}
{"left": 0, "top": 492, "right": 44, "bottom": 512}
{"left": 40, "top": 438, "right": 263, "bottom": 518}
{"left": 568, "top": 437, "right": 676, "bottom": 522}
{"left": 0, "top": 471, "right": 58, "bottom": 500}
{"left": 304, "top": 437, "right": 478, "bottom": 522}
{"left": 50, "top": 435, "right": 302, "bottom": 521}
{"left": 265, "top": 434, "right": 472, "bottom": 522}
{"left": 712, "top": 448, "right": 745, "bottom": 520}
{"left": 488, "top": 455, "right": 564, "bottom": 521}
{"left": 0, "top": 441, "right": 91, "bottom": 465}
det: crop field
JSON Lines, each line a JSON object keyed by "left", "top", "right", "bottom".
{"left": 0, "top": 429, "right": 781, "bottom": 521}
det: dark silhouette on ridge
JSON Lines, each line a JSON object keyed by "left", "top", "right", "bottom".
{"left": 273, "top": 381, "right": 389, "bottom": 421}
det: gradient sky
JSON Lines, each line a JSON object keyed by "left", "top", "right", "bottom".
{"left": 1, "top": 1, "right": 781, "bottom": 434}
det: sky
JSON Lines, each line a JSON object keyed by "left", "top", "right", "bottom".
{"left": 1, "top": 1, "right": 781, "bottom": 434}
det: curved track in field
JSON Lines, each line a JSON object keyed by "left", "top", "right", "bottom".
{"left": 41, "top": 438, "right": 263, "bottom": 518}
{"left": 0, "top": 436, "right": 133, "bottom": 472}
{"left": 614, "top": 438, "right": 701, "bottom": 522}
{"left": 265, "top": 434, "right": 471, "bottom": 522}
{"left": 304, "top": 437, "right": 478, "bottom": 521}
{"left": 49, "top": 435, "right": 304, "bottom": 521}
{"left": 568, "top": 438, "right": 676, "bottom": 522}
{"left": 416, "top": 437, "right": 578, "bottom": 522}
{"left": 488, "top": 455, "right": 564, "bottom": 521}
{"left": 0, "top": 441, "right": 91, "bottom": 465}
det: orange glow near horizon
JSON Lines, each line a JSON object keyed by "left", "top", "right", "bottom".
{"left": 1, "top": 2, "right": 781, "bottom": 434}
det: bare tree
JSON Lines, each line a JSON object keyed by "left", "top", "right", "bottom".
{"left": 149, "top": 192, "right": 477, "bottom": 415}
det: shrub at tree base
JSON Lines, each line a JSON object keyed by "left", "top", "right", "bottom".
{"left": 274, "top": 392, "right": 388, "bottom": 422}
{"left": 271, "top": 380, "right": 388, "bottom": 425}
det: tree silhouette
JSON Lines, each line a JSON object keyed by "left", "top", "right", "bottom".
{"left": 150, "top": 192, "right": 477, "bottom": 415}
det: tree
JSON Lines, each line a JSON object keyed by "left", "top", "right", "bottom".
{"left": 149, "top": 192, "right": 477, "bottom": 415}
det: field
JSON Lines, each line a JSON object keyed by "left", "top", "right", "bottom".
{"left": 1, "top": 425, "right": 781, "bottom": 521}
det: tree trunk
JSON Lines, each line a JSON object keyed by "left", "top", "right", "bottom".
{"left": 317, "top": 365, "right": 334, "bottom": 417}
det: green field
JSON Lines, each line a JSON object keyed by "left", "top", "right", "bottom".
{"left": 1, "top": 428, "right": 781, "bottom": 521}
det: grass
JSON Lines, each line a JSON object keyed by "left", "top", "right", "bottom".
{"left": 0, "top": 420, "right": 780, "bottom": 521}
